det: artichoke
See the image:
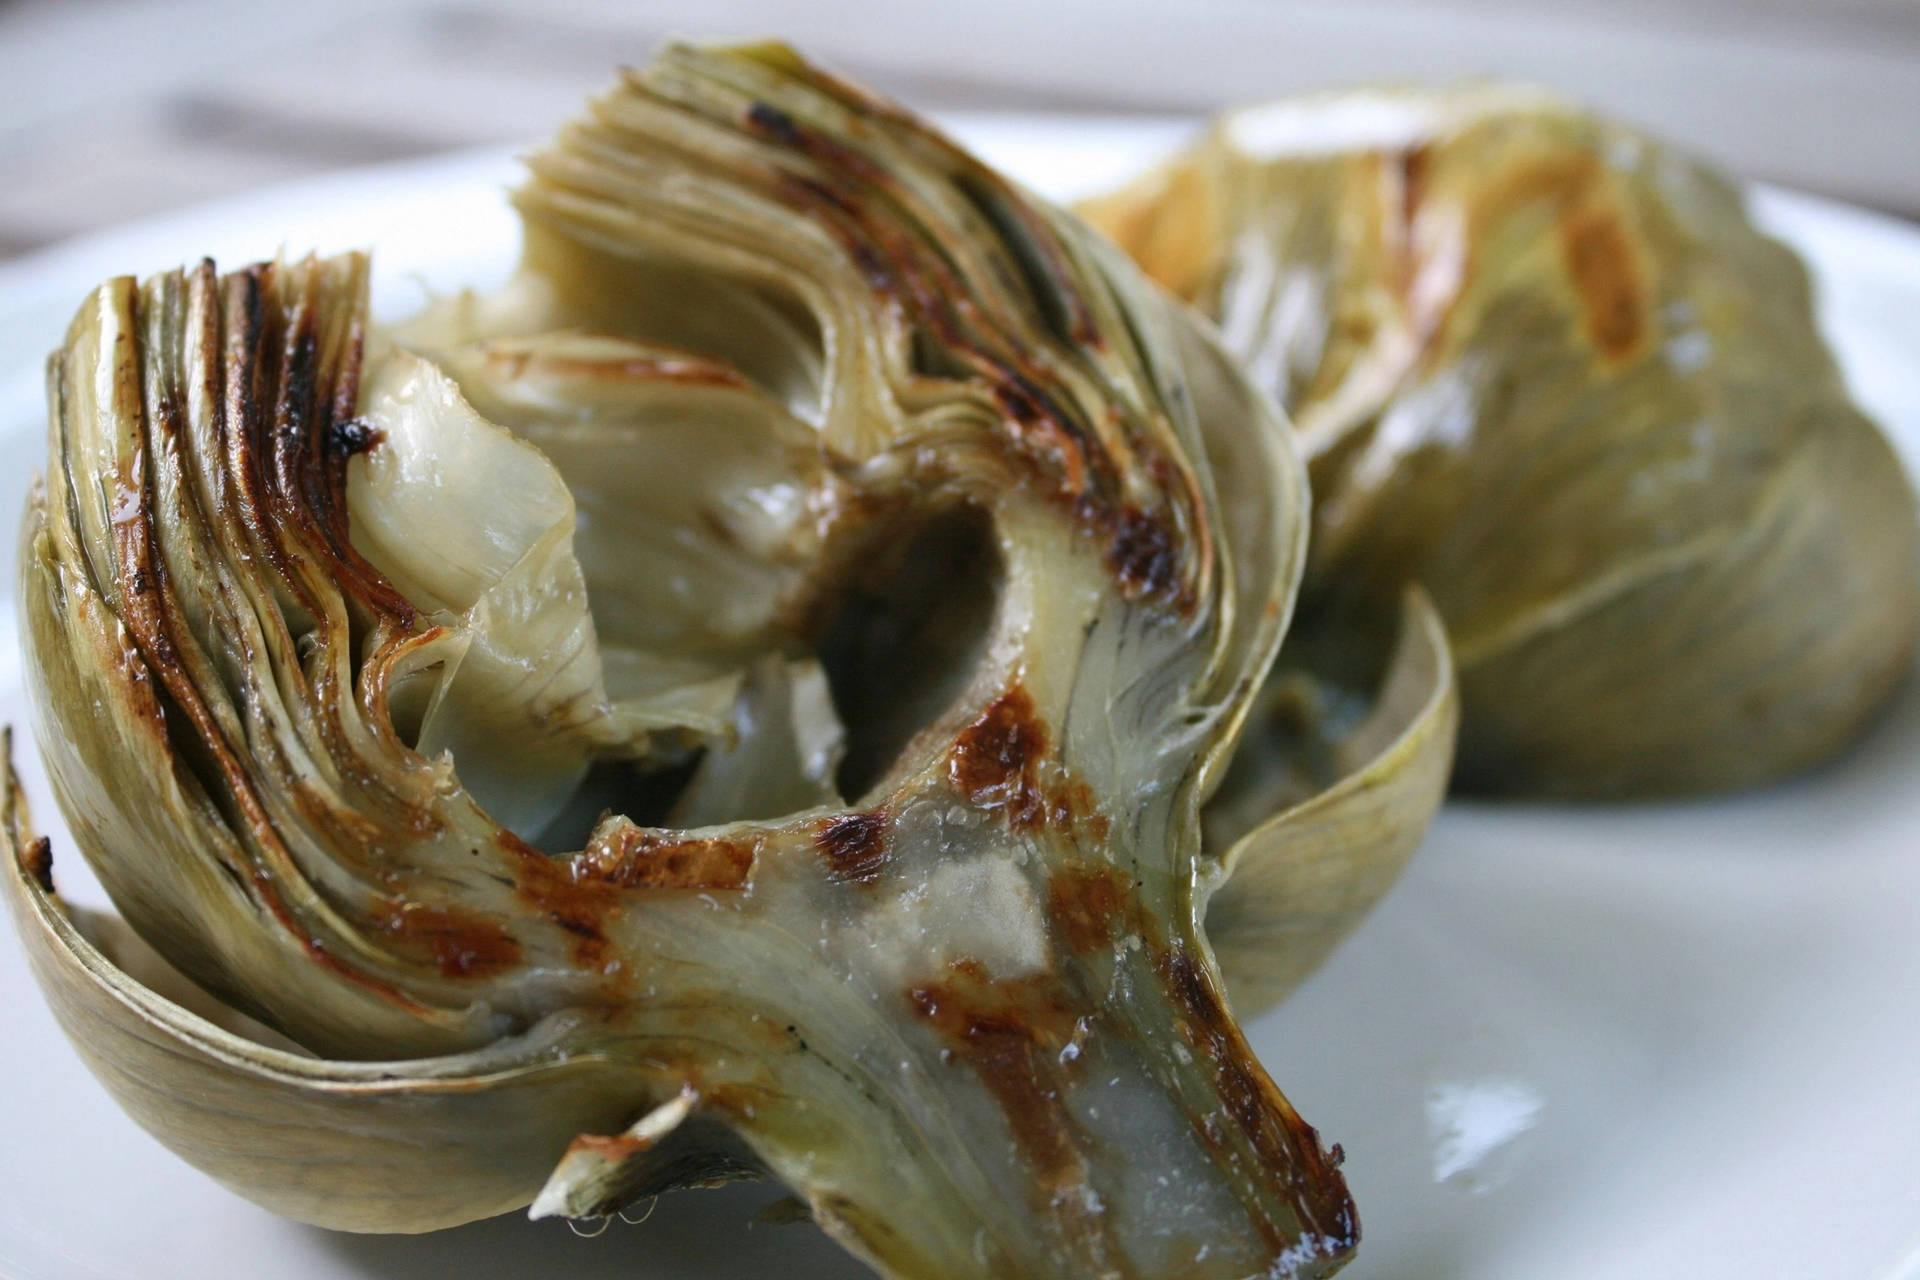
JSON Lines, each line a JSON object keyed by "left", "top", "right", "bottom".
{"left": 2, "top": 44, "right": 1456, "bottom": 1279}
{"left": 1081, "top": 85, "right": 1920, "bottom": 797}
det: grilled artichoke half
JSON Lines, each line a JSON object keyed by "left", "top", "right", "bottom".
{"left": 1, "top": 44, "right": 1456, "bottom": 1280}
{"left": 1081, "top": 85, "right": 1920, "bottom": 797}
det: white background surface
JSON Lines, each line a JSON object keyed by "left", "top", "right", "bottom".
{"left": 2, "top": 118, "right": 1920, "bottom": 1280}
{"left": 0, "top": 0, "right": 1917, "bottom": 261}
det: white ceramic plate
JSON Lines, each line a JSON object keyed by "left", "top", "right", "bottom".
{"left": 2, "top": 115, "right": 1919, "bottom": 1280}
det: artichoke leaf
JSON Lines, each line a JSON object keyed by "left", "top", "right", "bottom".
{"left": 422, "top": 328, "right": 835, "bottom": 666}
{"left": 1202, "top": 588, "right": 1457, "bottom": 1015}
{"left": 350, "top": 348, "right": 622, "bottom": 837}
{"left": 1082, "top": 85, "right": 1920, "bottom": 798}
{"left": 1163, "top": 296, "right": 1457, "bottom": 1010}
{"left": 0, "top": 732, "right": 665, "bottom": 1234}
{"left": 525, "top": 1087, "right": 788, "bottom": 1225}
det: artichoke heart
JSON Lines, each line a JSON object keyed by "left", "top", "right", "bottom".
{"left": 1081, "top": 85, "right": 1920, "bottom": 797}
{"left": 2, "top": 43, "right": 1462, "bottom": 1280}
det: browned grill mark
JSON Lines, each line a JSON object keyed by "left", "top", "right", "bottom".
{"left": 78, "top": 268, "right": 437, "bottom": 1015}
{"left": 949, "top": 685, "right": 1048, "bottom": 827}
{"left": 1399, "top": 143, "right": 1432, "bottom": 234}
{"left": 1459, "top": 152, "right": 1646, "bottom": 368}
{"left": 1106, "top": 506, "right": 1182, "bottom": 602}
{"left": 951, "top": 169, "right": 1102, "bottom": 349}
{"left": 285, "top": 774, "right": 409, "bottom": 860}
{"left": 505, "top": 821, "right": 758, "bottom": 963}
{"left": 1384, "top": 143, "right": 1435, "bottom": 306}
{"left": 258, "top": 261, "right": 418, "bottom": 627}
{"left": 1158, "top": 945, "right": 1358, "bottom": 1252}
{"left": 1046, "top": 861, "right": 1126, "bottom": 954}
{"left": 22, "top": 836, "right": 54, "bottom": 895}
{"left": 563, "top": 1129, "right": 654, "bottom": 1164}
{"left": 991, "top": 370, "right": 1096, "bottom": 496}
{"left": 327, "top": 417, "right": 383, "bottom": 457}
{"left": 746, "top": 100, "right": 890, "bottom": 188}
{"left": 212, "top": 260, "right": 416, "bottom": 642}
{"left": 221, "top": 266, "right": 327, "bottom": 604}
{"left": 583, "top": 825, "right": 758, "bottom": 892}
{"left": 948, "top": 687, "right": 1118, "bottom": 841}
{"left": 1043, "top": 778, "right": 1110, "bottom": 843}
{"left": 746, "top": 95, "right": 1202, "bottom": 612}
{"left": 500, "top": 832, "right": 617, "bottom": 966}
{"left": 551, "top": 1087, "right": 705, "bottom": 1176}
{"left": 1560, "top": 202, "right": 1646, "bottom": 362}
{"left": 815, "top": 810, "right": 889, "bottom": 883}
{"left": 368, "top": 899, "right": 522, "bottom": 979}
{"left": 506, "top": 830, "right": 757, "bottom": 976}
{"left": 907, "top": 959, "right": 1113, "bottom": 1267}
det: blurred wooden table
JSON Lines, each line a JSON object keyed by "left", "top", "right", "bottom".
{"left": 1, "top": 0, "right": 1916, "bottom": 260}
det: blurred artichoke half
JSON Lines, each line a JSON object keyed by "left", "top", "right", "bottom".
{"left": 1081, "top": 85, "right": 1920, "bottom": 797}
{"left": 2, "top": 43, "right": 1458, "bottom": 1280}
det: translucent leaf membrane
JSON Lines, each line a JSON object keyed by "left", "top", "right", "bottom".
{"left": 7, "top": 43, "right": 1464, "bottom": 1280}
{"left": 350, "top": 351, "right": 615, "bottom": 837}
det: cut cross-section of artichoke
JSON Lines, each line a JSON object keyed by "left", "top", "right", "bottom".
{"left": 4, "top": 43, "right": 1460, "bottom": 1280}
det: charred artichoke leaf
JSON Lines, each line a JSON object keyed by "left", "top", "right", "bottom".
{"left": 1081, "top": 84, "right": 1920, "bottom": 798}
{"left": 4, "top": 42, "right": 1405, "bottom": 1280}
